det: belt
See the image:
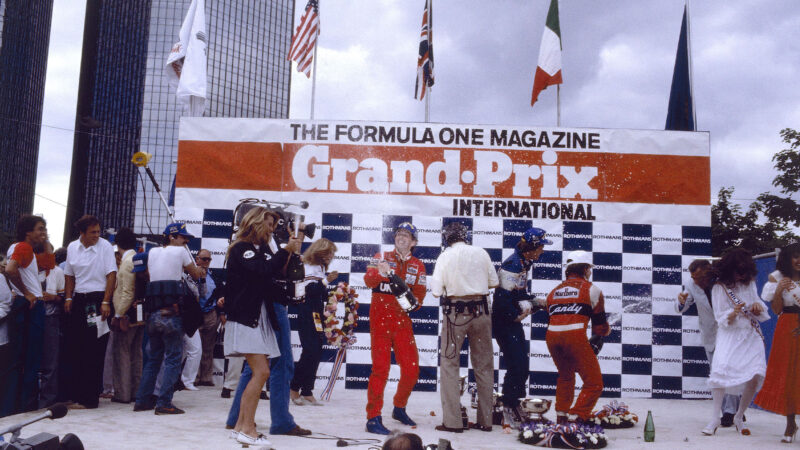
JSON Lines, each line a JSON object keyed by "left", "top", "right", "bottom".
{"left": 448, "top": 295, "right": 487, "bottom": 301}
{"left": 548, "top": 323, "right": 585, "bottom": 332}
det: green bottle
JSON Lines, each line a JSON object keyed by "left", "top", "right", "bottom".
{"left": 644, "top": 410, "right": 655, "bottom": 442}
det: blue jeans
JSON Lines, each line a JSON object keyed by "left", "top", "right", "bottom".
{"left": 270, "top": 304, "right": 296, "bottom": 434}
{"left": 226, "top": 362, "right": 252, "bottom": 428}
{"left": 135, "top": 312, "right": 183, "bottom": 408}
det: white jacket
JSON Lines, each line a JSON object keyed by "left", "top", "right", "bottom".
{"left": 675, "top": 280, "right": 716, "bottom": 352}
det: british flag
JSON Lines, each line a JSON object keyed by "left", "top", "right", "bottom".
{"left": 414, "top": 0, "right": 434, "bottom": 100}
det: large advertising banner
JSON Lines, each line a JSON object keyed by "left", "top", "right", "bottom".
{"left": 175, "top": 118, "right": 711, "bottom": 399}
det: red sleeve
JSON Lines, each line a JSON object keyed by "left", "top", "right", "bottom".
{"left": 363, "top": 252, "right": 386, "bottom": 289}
{"left": 10, "top": 242, "right": 34, "bottom": 267}
{"left": 410, "top": 260, "right": 427, "bottom": 305}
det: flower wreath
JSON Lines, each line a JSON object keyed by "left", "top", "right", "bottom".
{"left": 590, "top": 400, "right": 638, "bottom": 429}
{"left": 518, "top": 418, "right": 608, "bottom": 449}
{"left": 323, "top": 282, "right": 359, "bottom": 349}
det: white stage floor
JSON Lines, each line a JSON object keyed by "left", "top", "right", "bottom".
{"left": 0, "top": 387, "right": 790, "bottom": 449}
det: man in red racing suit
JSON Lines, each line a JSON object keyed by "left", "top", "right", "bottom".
{"left": 363, "top": 223, "right": 427, "bottom": 435}
{"left": 545, "top": 250, "right": 610, "bottom": 423}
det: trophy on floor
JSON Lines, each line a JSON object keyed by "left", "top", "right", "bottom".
{"left": 521, "top": 398, "right": 552, "bottom": 422}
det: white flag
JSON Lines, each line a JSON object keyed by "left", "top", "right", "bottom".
{"left": 165, "top": 0, "right": 207, "bottom": 117}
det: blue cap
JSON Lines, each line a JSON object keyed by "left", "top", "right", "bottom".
{"left": 520, "top": 227, "right": 553, "bottom": 249}
{"left": 131, "top": 251, "right": 148, "bottom": 273}
{"left": 395, "top": 222, "right": 418, "bottom": 239}
{"left": 163, "top": 222, "right": 194, "bottom": 238}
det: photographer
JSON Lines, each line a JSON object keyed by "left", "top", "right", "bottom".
{"left": 290, "top": 238, "right": 337, "bottom": 406}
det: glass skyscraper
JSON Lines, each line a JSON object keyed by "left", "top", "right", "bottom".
{"left": 65, "top": 0, "right": 293, "bottom": 240}
{"left": 0, "top": 0, "right": 54, "bottom": 235}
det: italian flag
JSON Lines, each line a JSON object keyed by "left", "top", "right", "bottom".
{"left": 531, "top": 0, "right": 562, "bottom": 106}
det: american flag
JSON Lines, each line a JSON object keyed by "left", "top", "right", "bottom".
{"left": 287, "top": 0, "right": 320, "bottom": 78}
{"left": 415, "top": 0, "right": 434, "bottom": 100}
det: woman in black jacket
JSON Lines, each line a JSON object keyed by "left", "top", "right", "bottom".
{"left": 224, "top": 207, "right": 301, "bottom": 446}
{"left": 290, "top": 238, "right": 338, "bottom": 406}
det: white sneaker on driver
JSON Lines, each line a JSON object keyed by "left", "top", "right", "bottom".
{"left": 236, "top": 432, "right": 272, "bottom": 446}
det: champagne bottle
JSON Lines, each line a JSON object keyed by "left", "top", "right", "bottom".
{"left": 644, "top": 410, "right": 655, "bottom": 442}
{"left": 387, "top": 271, "right": 418, "bottom": 312}
{"left": 286, "top": 253, "right": 306, "bottom": 303}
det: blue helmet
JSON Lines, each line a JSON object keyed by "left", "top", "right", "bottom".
{"left": 519, "top": 227, "right": 552, "bottom": 251}
{"left": 395, "top": 222, "right": 418, "bottom": 240}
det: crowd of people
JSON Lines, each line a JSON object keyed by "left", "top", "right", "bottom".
{"left": 1, "top": 210, "right": 799, "bottom": 447}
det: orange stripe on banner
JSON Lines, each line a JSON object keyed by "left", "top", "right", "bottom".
{"left": 176, "top": 141, "right": 283, "bottom": 191}
{"left": 281, "top": 144, "right": 710, "bottom": 205}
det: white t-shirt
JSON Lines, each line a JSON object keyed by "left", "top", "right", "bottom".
{"left": 7, "top": 242, "right": 42, "bottom": 297}
{"left": 39, "top": 266, "right": 66, "bottom": 316}
{"left": 430, "top": 242, "right": 499, "bottom": 297}
{"left": 64, "top": 238, "right": 117, "bottom": 293}
{"left": 147, "top": 246, "right": 194, "bottom": 282}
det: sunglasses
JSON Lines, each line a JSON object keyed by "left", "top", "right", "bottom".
{"left": 198, "top": 257, "right": 212, "bottom": 262}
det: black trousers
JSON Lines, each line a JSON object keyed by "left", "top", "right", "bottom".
{"left": 290, "top": 301, "right": 324, "bottom": 395}
{"left": 64, "top": 292, "right": 109, "bottom": 408}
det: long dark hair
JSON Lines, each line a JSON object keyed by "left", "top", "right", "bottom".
{"left": 776, "top": 242, "right": 800, "bottom": 278}
{"left": 714, "top": 248, "right": 757, "bottom": 286}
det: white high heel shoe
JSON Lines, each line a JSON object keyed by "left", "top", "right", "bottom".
{"left": 702, "top": 420, "right": 720, "bottom": 436}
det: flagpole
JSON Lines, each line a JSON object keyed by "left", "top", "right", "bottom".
{"left": 685, "top": 0, "right": 696, "bottom": 129}
{"left": 310, "top": 43, "right": 318, "bottom": 120}
{"left": 425, "top": 90, "right": 430, "bottom": 122}
{"left": 556, "top": 85, "right": 561, "bottom": 127}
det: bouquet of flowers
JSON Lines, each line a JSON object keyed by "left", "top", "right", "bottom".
{"left": 590, "top": 400, "right": 638, "bottom": 429}
{"left": 323, "top": 282, "right": 359, "bottom": 349}
{"left": 518, "top": 418, "right": 608, "bottom": 449}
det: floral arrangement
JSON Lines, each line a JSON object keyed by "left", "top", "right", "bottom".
{"left": 518, "top": 418, "right": 607, "bottom": 449}
{"left": 323, "top": 282, "right": 359, "bottom": 348}
{"left": 590, "top": 400, "right": 638, "bottom": 429}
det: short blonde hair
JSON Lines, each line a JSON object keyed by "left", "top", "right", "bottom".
{"left": 302, "top": 238, "right": 337, "bottom": 269}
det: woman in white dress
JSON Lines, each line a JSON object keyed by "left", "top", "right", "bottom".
{"left": 223, "top": 207, "right": 302, "bottom": 446}
{"left": 703, "top": 248, "right": 770, "bottom": 436}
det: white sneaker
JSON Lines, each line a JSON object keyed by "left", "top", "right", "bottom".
{"left": 184, "top": 383, "right": 199, "bottom": 391}
{"left": 228, "top": 431, "right": 239, "bottom": 440}
{"left": 291, "top": 397, "right": 307, "bottom": 406}
{"left": 237, "top": 432, "right": 272, "bottom": 446}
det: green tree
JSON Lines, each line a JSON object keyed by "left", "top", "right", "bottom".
{"left": 710, "top": 187, "right": 786, "bottom": 256}
{"left": 757, "top": 128, "right": 800, "bottom": 229}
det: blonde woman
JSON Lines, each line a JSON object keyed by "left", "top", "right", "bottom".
{"left": 290, "top": 238, "right": 338, "bottom": 406}
{"left": 223, "top": 207, "right": 301, "bottom": 446}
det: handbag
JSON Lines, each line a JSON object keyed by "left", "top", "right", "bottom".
{"left": 180, "top": 278, "right": 203, "bottom": 337}
{"left": 110, "top": 315, "right": 130, "bottom": 333}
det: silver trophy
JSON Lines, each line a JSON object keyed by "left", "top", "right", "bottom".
{"left": 521, "top": 398, "right": 552, "bottom": 421}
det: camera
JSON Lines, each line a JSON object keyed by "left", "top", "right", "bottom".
{"left": 232, "top": 198, "right": 316, "bottom": 244}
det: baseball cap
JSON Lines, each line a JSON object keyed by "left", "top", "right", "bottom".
{"left": 395, "top": 222, "right": 418, "bottom": 239}
{"left": 520, "top": 227, "right": 553, "bottom": 250}
{"left": 132, "top": 251, "right": 148, "bottom": 273}
{"left": 565, "top": 250, "right": 593, "bottom": 267}
{"left": 163, "top": 222, "right": 194, "bottom": 238}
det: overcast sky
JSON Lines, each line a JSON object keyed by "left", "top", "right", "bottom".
{"left": 34, "top": 0, "right": 800, "bottom": 244}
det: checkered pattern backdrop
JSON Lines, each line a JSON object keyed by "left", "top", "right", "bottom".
{"left": 189, "top": 208, "right": 712, "bottom": 400}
